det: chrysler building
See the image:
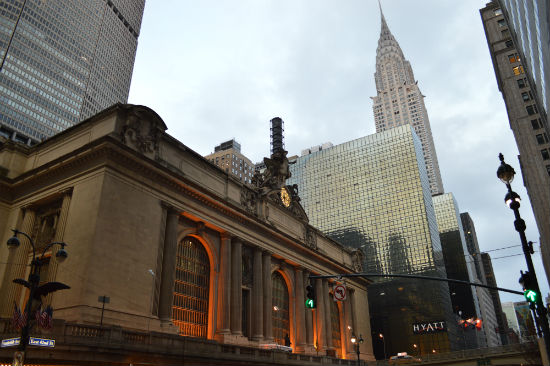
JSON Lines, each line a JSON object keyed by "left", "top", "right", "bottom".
{"left": 371, "top": 8, "right": 444, "bottom": 196}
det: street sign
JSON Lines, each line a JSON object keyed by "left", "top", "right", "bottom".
{"left": 98, "top": 295, "right": 110, "bottom": 303}
{"left": 1, "top": 337, "right": 20, "bottom": 347}
{"left": 29, "top": 337, "right": 55, "bottom": 348}
{"left": 333, "top": 284, "right": 346, "bottom": 301}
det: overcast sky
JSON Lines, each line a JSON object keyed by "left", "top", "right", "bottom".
{"left": 128, "top": 0, "right": 547, "bottom": 303}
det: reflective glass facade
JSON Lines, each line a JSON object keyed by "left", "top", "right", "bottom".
{"left": 499, "top": 0, "right": 550, "bottom": 115}
{"left": 0, "top": 0, "right": 145, "bottom": 144}
{"left": 432, "top": 193, "right": 482, "bottom": 349}
{"left": 288, "top": 125, "right": 460, "bottom": 357}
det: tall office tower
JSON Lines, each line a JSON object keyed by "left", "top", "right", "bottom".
{"left": 502, "top": 301, "right": 537, "bottom": 343}
{"left": 460, "top": 212, "right": 501, "bottom": 347}
{"left": 432, "top": 194, "right": 484, "bottom": 349}
{"left": 496, "top": 0, "right": 550, "bottom": 117}
{"left": 481, "top": 2, "right": 550, "bottom": 287}
{"left": 288, "top": 125, "right": 460, "bottom": 357}
{"left": 371, "top": 9, "right": 443, "bottom": 196}
{"left": 205, "top": 139, "right": 254, "bottom": 184}
{"left": 481, "top": 253, "right": 510, "bottom": 345}
{"left": 0, "top": 0, "right": 145, "bottom": 145}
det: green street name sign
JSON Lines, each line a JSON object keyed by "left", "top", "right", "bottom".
{"left": 305, "top": 299, "right": 315, "bottom": 309}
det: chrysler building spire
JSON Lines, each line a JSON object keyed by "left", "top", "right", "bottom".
{"left": 371, "top": 5, "right": 444, "bottom": 195}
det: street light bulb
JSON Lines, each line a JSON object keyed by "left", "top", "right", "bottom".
{"left": 6, "top": 235, "right": 20, "bottom": 249}
{"left": 56, "top": 248, "right": 68, "bottom": 263}
{"left": 496, "top": 153, "right": 516, "bottom": 184}
{"left": 379, "top": 333, "right": 384, "bottom": 339}
{"left": 505, "top": 191, "right": 521, "bottom": 208}
{"left": 351, "top": 334, "right": 357, "bottom": 343}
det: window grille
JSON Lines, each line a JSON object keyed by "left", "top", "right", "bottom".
{"left": 172, "top": 237, "right": 210, "bottom": 338}
{"left": 272, "top": 272, "right": 290, "bottom": 345}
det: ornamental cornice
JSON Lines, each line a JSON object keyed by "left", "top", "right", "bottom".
{"left": 3, "top": 137, "right": 356, "bottom": 276}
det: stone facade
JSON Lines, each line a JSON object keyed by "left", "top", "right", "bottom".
{"left": 481, "top": 1, "right": 550, "bottom": 288}
{"left": 0, "top": 104, "right": 374, "bottom": 363}
{"left": 371, "top": 8, "right": 444, "bottom": 196}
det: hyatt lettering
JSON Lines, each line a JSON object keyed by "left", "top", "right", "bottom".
{"left": 412, "top": 321, "right": 447, "bottom": 334}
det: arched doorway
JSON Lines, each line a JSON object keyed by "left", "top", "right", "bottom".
{"left": 271, "top": 271, "right": 290, "bottom": 345}
{"left": 172, "top": 237, "right": 210, "bottom": 338}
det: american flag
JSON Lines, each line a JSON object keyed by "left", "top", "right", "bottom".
{"left": 35, "top": 305, "right": 53, "bottom": 330}
{"left": 12, "top": 302, "right": 27, "bottom": 329}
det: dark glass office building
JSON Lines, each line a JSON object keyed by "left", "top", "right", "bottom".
{"left": 0, "top": 0, "right": 145, "bottom": 144}
{"left": 288, "top": 126, "right": 460, "bottom": 358}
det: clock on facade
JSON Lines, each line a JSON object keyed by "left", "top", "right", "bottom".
{"left": 280, "top": 187, "right": 291, "bottom": 207}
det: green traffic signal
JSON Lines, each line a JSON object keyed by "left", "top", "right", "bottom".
{"left": 524, "top": 289, "right": 537, "bottom": 303}
{"left": 519, "top": 271, "right": 538, "bottom": 303}
{"left": 305, "top": 282, "right": 316, "bottom": 308}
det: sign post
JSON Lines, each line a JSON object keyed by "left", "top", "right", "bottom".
{"left": 98, "top": 295, "right": 110, "bottom": 326}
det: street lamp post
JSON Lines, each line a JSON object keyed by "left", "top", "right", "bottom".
{"left": 379, "top": 333, "right": 386, "bottom": 360}
{"left": 350, "top": 333, "right": 363, "bottom": 366}
{"left": 496, "top": 153, "right": 550, "bottom": 359}
{"left": 6, "top": 229, "right": 69, "bottom": 366}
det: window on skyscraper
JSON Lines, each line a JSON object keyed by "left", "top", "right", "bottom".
{"left": 536, "top": 133, "right": 549, "bottom": 145}
{"left": 531, "top": 119, "right": 542, "bottom": 130}
{"left": 541, "top": 149, "right": 550, "bottom": 160}
{"left": 526, "top": 105, "right": 538, "bottom": 115}
{"left": 512, "top": 66, "right": 525, "bottom": 75}
{"left": 517, "top": 78, "right": 527, "bottom": 88}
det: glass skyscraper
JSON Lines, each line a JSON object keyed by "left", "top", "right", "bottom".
{"left": 0, "top": 0, "right": 145, "bottom": 144}
{"left": 498, "top": 0, "right": 550, "bottom": 116}
{"left": 432, "top": 193, "right": 483, "bottom": 349}
{"left": 288, "top": 125, "right": 459, "bottom": 357}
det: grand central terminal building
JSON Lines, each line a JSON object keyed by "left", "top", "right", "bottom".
{"left": 0, "top": 104, "right": 374, "bottom": 365}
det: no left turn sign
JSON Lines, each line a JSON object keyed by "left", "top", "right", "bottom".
{"left": 333, "top": 284, "right": 346, "bottom": 301}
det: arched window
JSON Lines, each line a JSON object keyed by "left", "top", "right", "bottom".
{"left": 172, "top": 237, "right": 210, "bottom": 338}
{"left": 330, "top": 294, "right": 342, "bottom": 357}
{"left": 272, "top": 271, "right": 290, "bottom": 345}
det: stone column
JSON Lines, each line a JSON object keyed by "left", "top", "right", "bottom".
{"left": 158, "top": 209, "right": 179, "bottom": 324}
{"left": 263, "top": 251, "right": 273, "bottom": 342}
{"left": 323, "top": 279, "right": 333, "bottom": 351}
{"left": 216, "top": 233, "right": 232, "bottom": 335}
{"left": 343, "top": 289, "right": 354, "bottom": 358}
{"left": 294, "top": 267, "right": 306, "bottom": 352}
{"left": 230, "top": 237, "right": 242, "bottom": 335}
{"left": 315, "top": 278, "right": 325, "bottom": 351}
{"left": 45, "top": 191, "right": 72, "bottom": 305}
{"left": 349, "top": 289, "right": 358, "bottom": 336}
{"left": 304, "top": 271, "right": 314, "bottom": 348}
{"left": 0, "top": 208, "right": 35, "bottom": 316}
{"left": 251, "top": 246, "right": 264, "bottom": 340}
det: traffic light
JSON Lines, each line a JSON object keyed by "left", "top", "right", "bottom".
{"left": 305, "top": 281, "right": 316, "bottom": 309}
{"left": 519, "top": 270, "right": 538, "bottom": 303}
